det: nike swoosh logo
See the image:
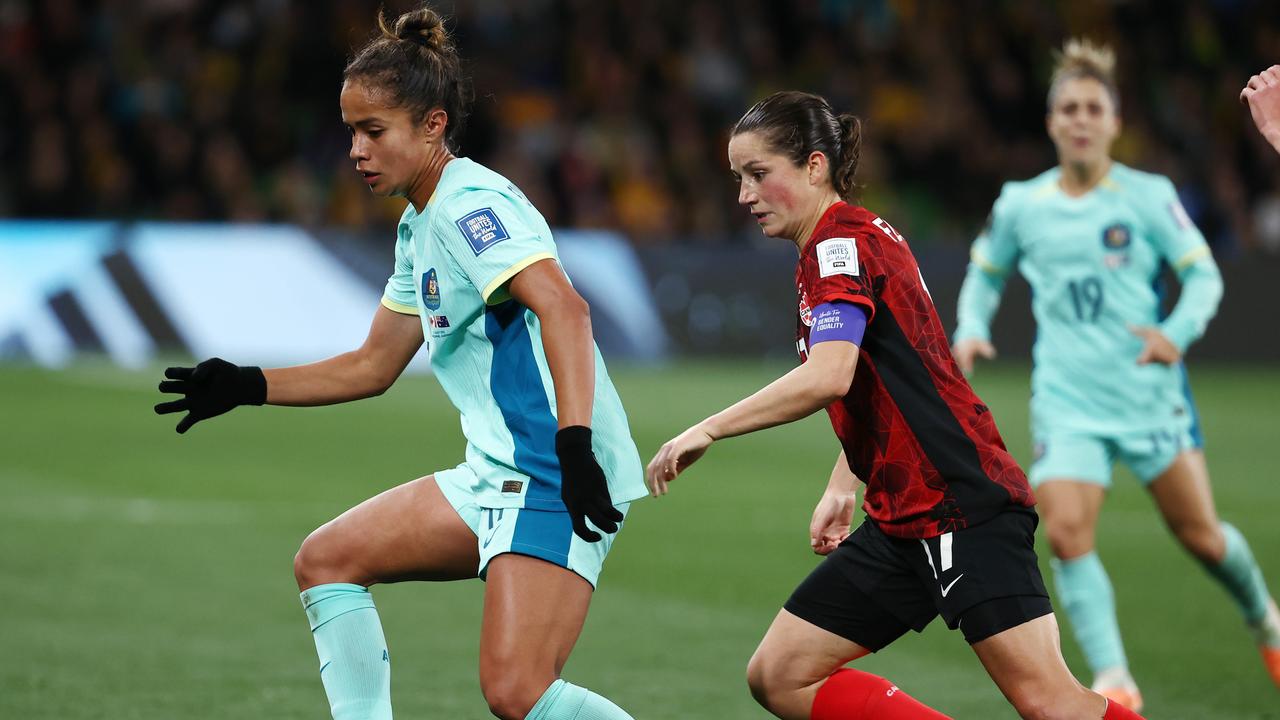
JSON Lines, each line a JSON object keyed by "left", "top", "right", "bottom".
{"left": 482, "top": 524, "right": 501, "bottom": 549}
{"left": 319, "top": 661, "right": 332, "bottom": 675}
{"left": 940, "top": 574, "right": 965, "bottom": 597}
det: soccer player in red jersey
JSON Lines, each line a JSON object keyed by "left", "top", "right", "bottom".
{"left": 647, "top": 92, "right": 1142, "bottom": 720}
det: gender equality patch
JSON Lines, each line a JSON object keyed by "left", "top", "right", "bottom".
{"left": 456, "top": 208, "right": 511, "bottom": 255}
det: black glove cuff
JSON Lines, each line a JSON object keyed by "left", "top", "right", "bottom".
{"left": 555, "top": 425, "right": 592, "bottom": 454}
{"left": 238, "top": 366, "right": 268, "bottom": 406}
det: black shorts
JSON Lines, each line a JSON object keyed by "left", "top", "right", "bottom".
{"left": 784, "top": 507, "right": 1051, "bottom": 649}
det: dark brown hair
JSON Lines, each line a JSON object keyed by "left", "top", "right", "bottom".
{"left": 731, "top": 91, "right": 863, "bottom": 200}
{"left": 344, "top": 5, "right": 473, "bottom": 151}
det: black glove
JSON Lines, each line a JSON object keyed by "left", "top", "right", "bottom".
{"left": 154, "top": 357, "right": 267, "bottom": 434}
{"left": 555, "top": 426, "right": 624, "bottom": 542}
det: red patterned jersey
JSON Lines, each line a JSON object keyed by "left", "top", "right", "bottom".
{"left": 795, "top": 202, "right": 1034, "bottom": 539}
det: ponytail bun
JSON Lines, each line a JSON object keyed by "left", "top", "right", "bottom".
{"left": 387, "top": 6, "right": 452, "bottom": 52}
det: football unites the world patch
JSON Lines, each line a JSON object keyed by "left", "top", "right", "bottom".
{"left": 817, "top": 237, "right": 859, "bottom": 278}
{"left": 456, "top": 207, "right": 510, "bottom": 255}
{"left": 422, "top": 268, "right": 441, "bottom": 310}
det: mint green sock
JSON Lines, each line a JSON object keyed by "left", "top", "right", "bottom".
{"left": 1051, "top": 551, "right": 1128, "bottom": 674}
{"left": 1201, "top": 523, "right": 1271, "bottom": 624}
{"left": 526, "top": 679, "right": 634, "bottom": 720}
{"left": 301, "top": 583, "right": 392, "bottom": 720}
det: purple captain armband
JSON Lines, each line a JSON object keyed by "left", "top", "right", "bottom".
{"left": 809, "top": 302, "right": 869, "bottom": 346}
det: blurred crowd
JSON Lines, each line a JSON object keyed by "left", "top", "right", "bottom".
{"left": 4, "top": 0, "right": 1280, "bottom": 254}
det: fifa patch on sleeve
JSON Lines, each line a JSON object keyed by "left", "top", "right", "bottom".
{"left": 817, "top": 238, "right": 859, "bottom": 278}
{"left": 1167, "top": 200, "right": 1193, "bottom": 230}
{"left": 456, "top": 208, "right": 510, "bottom": 255}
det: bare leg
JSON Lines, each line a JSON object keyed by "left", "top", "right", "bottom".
{"left": 292, "top": 475, "right": 479, "bottom": 720}
{"left": 294, "top": 475, "right": 479, "bottom": 589}
{"left": 746, "top": 610, "right": 873, "bottom": 719}
{"left": 478, "top": 554, "right": 596, "bottom": 719}
{"left": 1036, "top": 480, "right": 1106, "bottom": 562}
{"left": 972, "top": 613, "right": 1108, "bottom": 720}
{"left": 1148, "top": 450, "right": 1224, "bottom": 564}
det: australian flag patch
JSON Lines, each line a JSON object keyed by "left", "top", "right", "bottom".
{"left": 456, "top": 208, "right": 510, "bottom": 255}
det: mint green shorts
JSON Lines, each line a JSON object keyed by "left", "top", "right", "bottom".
{"left": 434, "top": 464, "right": 629, "bottom": 588}
{"left": 1028, "top": 426, "right": 1193, "bottom": 488}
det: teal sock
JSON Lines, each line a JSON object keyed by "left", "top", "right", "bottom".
{"left": 1201, "top": 523, "right": 1271, "bottom": 624}
{"left": 1051, "top": 551, "right": 1128, "bottom": 674}
{"left": 301, "top": 583, "right": 392, "bottom": 720}
{"left": 526, "top": 679, "right": 634, "bottom": 720}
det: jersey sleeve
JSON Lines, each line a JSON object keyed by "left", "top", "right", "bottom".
{"left": 969, "top": 184, "right": 1022, "bottom": 276}
{"left": 1141, "top": 176, "right": 1211, "bottom": 272}
{"left": 1139, "top": 177, "right": 1222, "bottom": 351}
{"left": 431, "top": 188, "right": 557, "bottom": 304}
{"left": 381, "top": 229, "right": 419, "bottom": 316}
{"left": 800, "top": 223, "right": 877, "bottom": 320}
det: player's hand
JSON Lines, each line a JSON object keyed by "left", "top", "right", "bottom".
{"left": 1241, "top": 65, "right": 1280, "bottom": 153}
{"left": 154, "top": 357, "right": 267, "bottom": 434}
{"left": 809, "top": 489, "right": 858, "bottom": 555}
{"left": 646, "top": 425, "right": 714, "bottom": 496}
{"left": 555, "top": 426, "right": 623, "bottom": 543}
{"left": 1129, "top": 325, "right": 1181, "bottom": 365}
{"left": 952, "top": 337, "right": 997, "bottom": 376}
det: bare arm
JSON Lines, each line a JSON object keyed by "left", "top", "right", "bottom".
{"left": 507, "top": 258, "right": 595, "bottom": 428}
{"left": 810, "top": 450, "right": 863, "bottom": 555}
{"left": 263, "top": 304, "right": 424, "bottom": 406}
{"left": 646, "top": 340, "right": 859, "bottom": 495}
{"left": 701, "top": 340, "right": 859, "bottom": 441}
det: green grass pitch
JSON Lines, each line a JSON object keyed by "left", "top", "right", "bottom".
{"left": 1, "top": 360, "right": 1276, "bottom": 718}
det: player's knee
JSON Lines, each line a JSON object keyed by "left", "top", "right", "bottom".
{"left": 293, "top": 525, "right": 361, "bottom": 589}
{"left": 1043, "top": 514, "right": 1094, "bottom": 559}
{"left": 1007, "top": 684, "right": 1095, "bottom": 720}
{"left": 745, "top": 648, "right": 805, "bottom": 716}
{"left": 479, "top": 673, "right": 545, "bottom": 720}
{"left": 1172, "top": 522, "right": 1225, "bottom": 563}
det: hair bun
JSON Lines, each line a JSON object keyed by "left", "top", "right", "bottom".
{"left": 377, "top": 6, "right": 451, "bottom": 52}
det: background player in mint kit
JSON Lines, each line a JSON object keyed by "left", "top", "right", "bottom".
{"left": 154, "top": 7, "right": 645, "bottom": 720}
{"left": 953, "top": 39, "right": 1280, "bottom": 711}
{"left": 648, "top": 91, "right": 1143, "bottom": 720}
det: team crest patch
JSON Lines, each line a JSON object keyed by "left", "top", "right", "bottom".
{"left": 799, "top": 290, "right": 814, "bottom": 327}
{"left": 456, "top": 207, "right": 510, "bottom": 255}
{"left": 1101, "top": 223, "right": 1131, "bottom": 250}
{"left": 817, "top": 238, "right": 859, "bottom": 278}
{"left": 422, "top": 268, "right": 441, "bottom": 310}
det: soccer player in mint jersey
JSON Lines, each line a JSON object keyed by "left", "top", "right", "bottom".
{"left": 154, "top": 7, "right": 645, "bottom": 720}
{"left": 954, "top": 39, "right": 1280, "bottom": 710}
{"left": 648, "top": 91, "right": 1143, "bottom": 720}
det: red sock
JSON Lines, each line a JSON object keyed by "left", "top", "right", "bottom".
{"left": 1102, "top": 699, "right": 1146, "bottom": 719}
{"left": 811, "top": 668, "right": 952, "bottom": 720}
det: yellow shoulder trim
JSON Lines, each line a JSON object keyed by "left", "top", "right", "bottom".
{"left": 381, "top": 296, "right": 419, "bottom": 316}
{"left": 482, "top": 252, "right": 556, "bottom": 304}
{"left": 970, "top": 248, "right": 1008, "bottom": 276}
{"left": 1173, "top": 245, "right": 1211, "bottom": 272}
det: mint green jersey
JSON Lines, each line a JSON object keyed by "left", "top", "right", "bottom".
{"left": 381, "top": 158, "right": 646, "bottom": 510}
{"left": 960, "top": 163, "right": 1219, "bottom": 435}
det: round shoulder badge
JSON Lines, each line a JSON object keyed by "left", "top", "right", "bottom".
{"left": 423, "top": 268, "right": 441, "bottom": 310}
{"left": 1101, "top": 223, "right": 1131, "bottom": 250}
